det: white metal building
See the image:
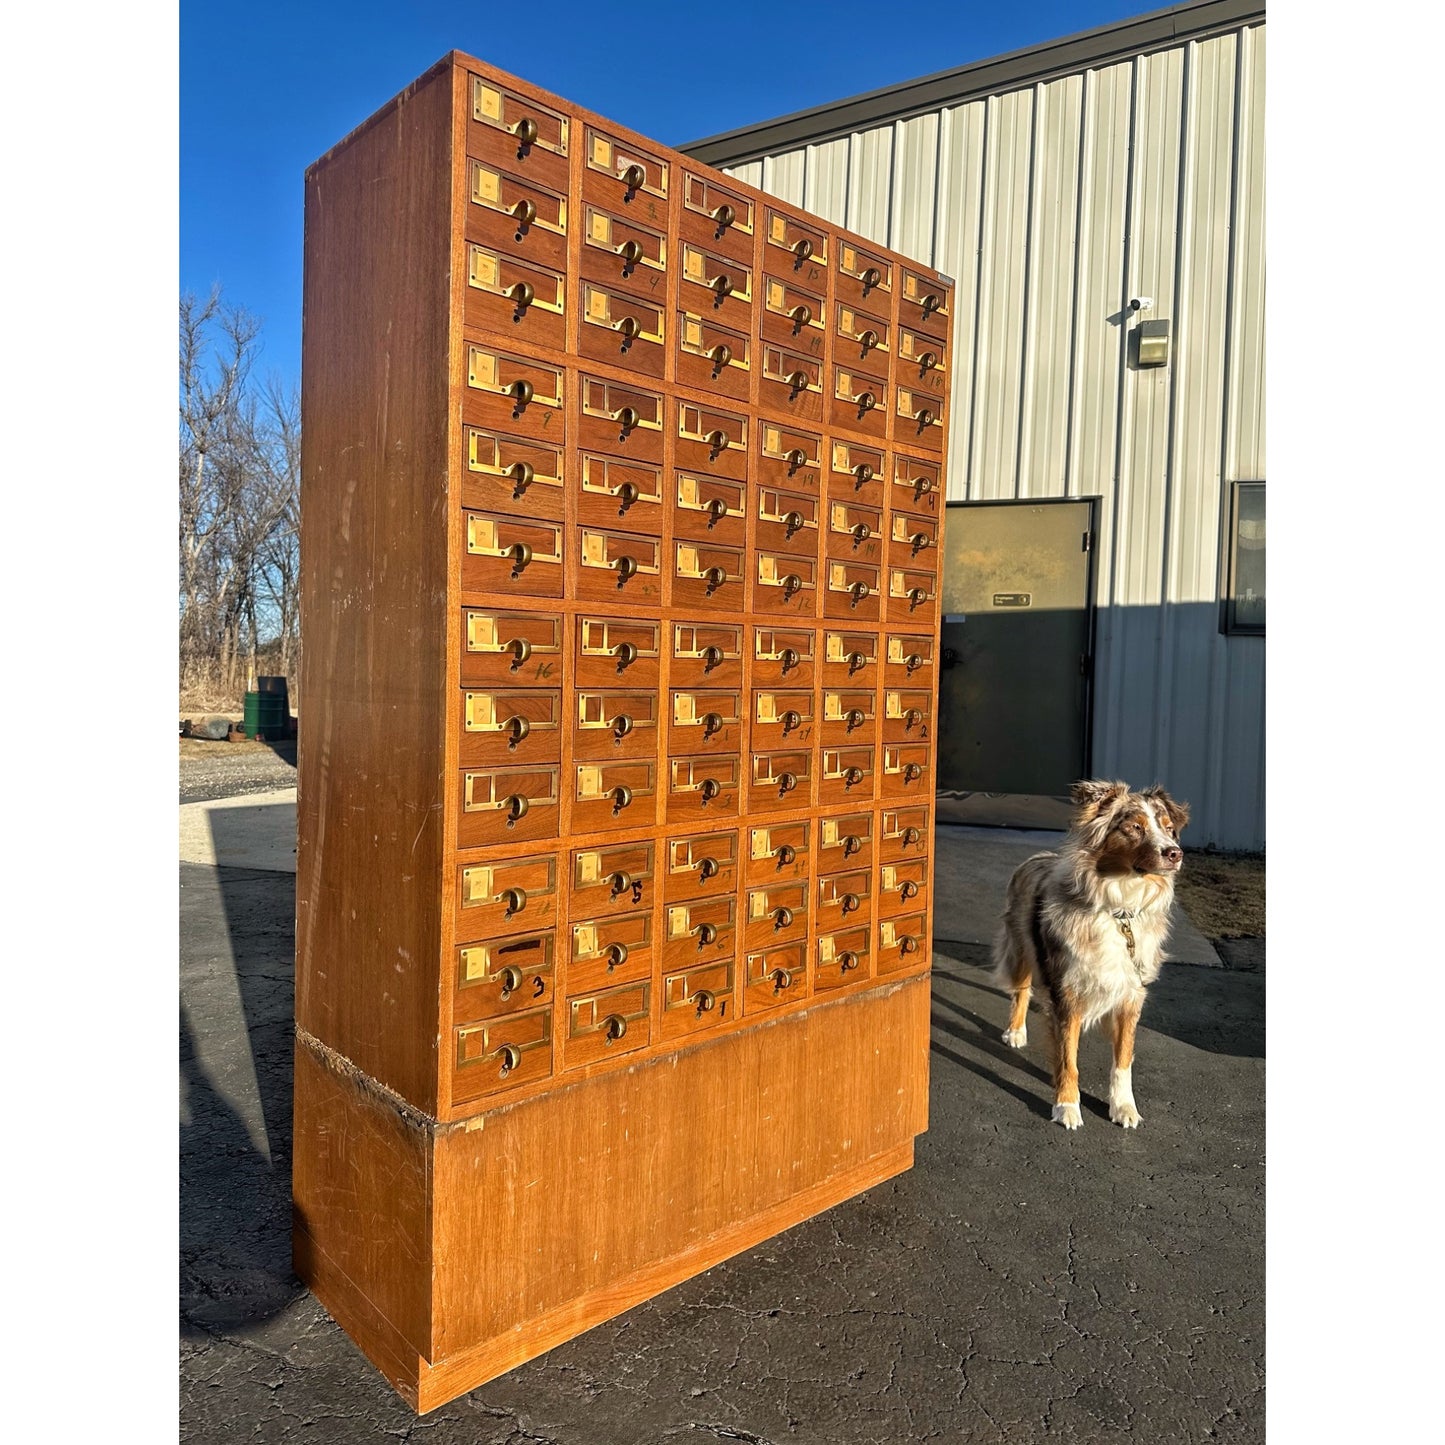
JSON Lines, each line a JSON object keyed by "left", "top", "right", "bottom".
{"left": 685, "top": 0, "right": 1265, "bottom": 850}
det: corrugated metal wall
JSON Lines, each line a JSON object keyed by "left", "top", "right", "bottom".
{"left": 722, "top": 21, "right": 1266, "bottom": 850}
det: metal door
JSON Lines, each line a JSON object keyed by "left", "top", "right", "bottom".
{"left": 936, "top": 499, "right": 1096, "bottom": 826}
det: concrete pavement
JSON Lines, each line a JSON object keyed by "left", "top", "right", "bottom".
{"left": 180, "top": 803, "right": 1263, "bottom": 1443}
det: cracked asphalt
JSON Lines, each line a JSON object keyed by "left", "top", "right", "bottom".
{"left": 180, "top": 844, "right": 1263, "bottom": 1443}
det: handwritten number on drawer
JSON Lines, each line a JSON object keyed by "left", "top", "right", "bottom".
{"left": 631, "top": 880, "right": 644, "bottom": 904}
{"left": 532, "top": 976, "right": 545, "bottom": 998}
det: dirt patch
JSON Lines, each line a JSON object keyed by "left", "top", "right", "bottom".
{"left": 1174, "top": 850, "right": 1265, "bottom": 940}
{"left": 180, "top": 736, "right": 280, "bottom": 761}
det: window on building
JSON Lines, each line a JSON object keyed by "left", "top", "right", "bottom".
{"left": 1223, "top": 481, "right": 1265, "bottom": 634}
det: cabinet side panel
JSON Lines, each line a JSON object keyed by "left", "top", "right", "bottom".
{"left": 297, "top": 63, "right": 454, "bottom": 1109}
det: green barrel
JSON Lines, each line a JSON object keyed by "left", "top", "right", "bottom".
{"left": 243, "top": 690, "right": 288, "bottom": 739}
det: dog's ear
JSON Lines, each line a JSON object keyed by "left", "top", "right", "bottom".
{"left": 1069, "top": 780, "right": 1129, "bottom": 818}
{"left": 1142, "top": 785, "right": 1191, "bottom": 833}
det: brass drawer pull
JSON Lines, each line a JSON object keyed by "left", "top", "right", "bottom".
{"left": 617, "top": 315, "right": 641, "bottom": 342}
{"left": 699, "top": 778, "right": 721, "bottom": 803}
{"left": 900, "top": 935, "right": 920, "bottom": 954}
{"left": 701, "top": 712, "right": 724, "bottom": 737}
{"left": 712, "top": 274, "right": 734, "bottom": 299}
{"left": 611, "top": 785, "right": 633, "bottom": 813}
{"left": 505, "top": 794, "right": 530, "bottom": 825}
{"left": 702, "top": 645, "right": 724, "bottom": 669}
{"left": 851, "top": 522, "right": 871, "bottom": 544}
{"left": 698, "top": 856, "right": 720, "bottom": 880}
{"left": 914, "top": 407, "right": 936, "bottom": 427}
{"left": 782, "top": 510, "right": 805, "bottom": 537}
{"left": 705, "top": 497, "right": 728, "bottom": 524}
{"left": 904, "top": 708, "right": 924, "bottom": 730}
{"left": 606, "top": 942, "right": 629, "bottom": 970}
{"left": 498, "top": 965, "right": 524, "bottom": 997}
{"left": 706, "top": 428, "right": 730, "bottom": 451}
{"left": 849, "top": 580, "right": 870, "bottom": 605}
{"left": 845, "top": 709, "right": 865, "bottom": 731}
{"left": 848, "top": 651, "right": 867, "bottom": 673}
{"left": 616, "top": 481, "right": 639, "bottom": 508}
{"left": 497, "top": 1043, "right": 522, "bottom": 1074}
{"left": 859, "top": 329, "right": 879, "bottom": 352}
{"left": 781, "top": 574, "right": 802, "bottom": 600}
{"left": 900, "top": 879, "right": 920, "bottom": 900}
{"left": 840, "top": 892, "right": 861, "bottom": 914}
{"left": 622, "top": 163, "right": 646, "bottom": 190}
{"left": 713, "top": 202, "right": 736, "bottom": 229}
{"left": 616, "top": 405, "right": 640, "bottom": 431}
{"left": 770, "top": 966, "right": 793, "bottom": 992}
{"left": 780, "top": 647, "right": 800, "bottom": 672}
{"left": 604, "top": 1013, "right": 628, "bottom": 1041}
{"left": 860, "top": 266, "right": 882, "bottom": 290}
{"left": 838, "top": 951, "right": 860, "bottom": 973}
{"left": 510, "top": 280, "right": 534, "bottom": 310}
{"left": 693, "top": 989, "right": 717, "bottom": 1014}
{"left": 502, "top": 886, "right": 528, "bottom": 915}
{"left": 842, "top": 834, "right": 862, "bottom": 857}
{"left": 777, "top": 771, "right": 798, "bottom": 793}
{"left": 618, "top": 239, "right": 644, "bottom": 267}
{"left": 506, "top": 715, "right": 531, "bottom": 747}
{"left": 703, "top": 565, "right": 727, "bottom": 591}
{"left": 614, "top": 640, "right": 638, "bottom": 669}
{"left": 852, "top": 462, "right": 874, "bottom": 486}
{"left": 787, "top": 370, "right": 809, "bottom": 393}
{"left": 855, "top": 390, "right": 877, "bottom": 414}
{"left": 709, "top": 343, "right": 732, "bottom": 370}
{"left": 509, "top": 542, "right": 533, "bottom": 573}
{"left": 908, "top": 588, "right": 928, "bottom": 608}
{"left": 844, "top": 767, "right": 864, "bottom": 787}
{"left": 508, "top": 637, "right": 532, "bottom": 668}
{"left": 919, "top": 351, "right": 939, "bottom": 372}
{"left": 509, "top": 379, "right": 534, "bottom": 408}
{"left": 512, "top": 197, "right": 537, "bottom": 228}
{"left": 902, "top": 826, "right": 922, "bottom": 846}
{"left": 695, "top": 922, "right": 718, "bottom": 945}
{"left": 792, "top": 237, "right": 813, "bottom": 263}
{"left": 904, "top": 763, "right": 924, "bottom": 782}
{"left": 905, "top": 652, "right": 923, "bottom": 673}
{"left": 921, "top": 292, "right": 942, "bottom": 317}
{"left": 785, "top": 447, "right": 807, "bottom": 469}
{"left": 508, "top": 460, "right": 534, "bottom": 494}
{"left": 781, "top": 710, "right": 802, "bottom": 734}
{"left": 911, "top": 475, "right": 935, "bottom": 496}
{"left": 775, "top": 843, "right": 796, "bottom": 865}
{"left": 609, "top": 869, "right": 632, "bottom": 896}
{"left": 514, "top": 117, "right": 539, "bottom": 146}
{"left": 789, "top": 303, "right": 812, "bottom": 329}
{"left": 612, "top": 714, "right": 634, "bottom": 741}
{"left": 773, "top": 906, "right": 793, "bottom": 929}
{"left": 614, "top": 554, "right": 638, "bottom": 582}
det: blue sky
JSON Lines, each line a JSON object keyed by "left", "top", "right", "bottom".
{"left": 181, "top": 0, "right": 1164, "bottom": 387}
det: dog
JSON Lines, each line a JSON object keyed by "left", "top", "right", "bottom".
{"left": 993, "top": 780, "right": 1189, "bottom": 1130}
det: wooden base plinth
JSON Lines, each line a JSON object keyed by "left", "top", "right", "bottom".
{"left": 293, "top": 974, "right": 930, "bottom": 1412}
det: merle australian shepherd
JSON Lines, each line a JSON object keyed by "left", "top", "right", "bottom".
{"left": 993, "top": 780, "right": 1190, "bottom": 1130}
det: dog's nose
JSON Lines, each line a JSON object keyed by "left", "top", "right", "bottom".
{"left": 1164, "top": 846, "right": 1182, "bottom": 864}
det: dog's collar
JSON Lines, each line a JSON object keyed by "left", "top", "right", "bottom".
{"left": 1112, "top": 910, "right": 1146, "bottom": 980}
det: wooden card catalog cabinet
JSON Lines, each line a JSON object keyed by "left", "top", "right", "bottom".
{"left": 296, "top": 50, "right": 954, "bottom": 1414}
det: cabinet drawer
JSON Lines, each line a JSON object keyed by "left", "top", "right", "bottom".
{"left": 757, "top": 421, "right": 823, "bottom": 492}
{"left": 564, "top": 980, "right": 651, "bottom": 1069}
{"left": 678, "top": 238, "right": 753, "bottom": 329}
{"left": 764, "top": 206, "right": 829, "bottom": 280}
{"left": 662, "top": 895, "right": 736, "bottom": 970}
{"left": 680, "top": 171, "right": 755, "bottom": 263}
{"left": 575, "top": 615, "right": 661, "bottom": 688}
{"left": 817, "top": 868, "right": 872, "bottom": 934}
{"left": 835, "top": 239, "right": 893, "bottom": 311}
{"left": 676, "top": 400, "right": 748, "bottom": 479}
{"left": 672, "top": 539, "right": 745, "bottom": 613}
{"left": 755, "top": 486, "right": 820, "bottom": 555}
{"left": 464, "top": 344, "right": 565, "bottom": 444}
{"left": 671, "top": 621, "right": 744, "bottom": 689}
{"left": 583, "top": 125, "right": 670, "bottom": 206}
{"left": 573, "top": 759, "right": 656, "bottom": 834}
{"left": 458, "top": 766, "right": 560, "bottom": 848}
{"left": 569, "top": 910, "right": 653, "bottom": 996}
{"left": 752, "top": 690, "right": 813, "bottom": 751}
{"left": 455, "top": 852, "right": 559, "bottom": 942}
{"left": 744, "top": 879, "right": 809, "bottom": 950}
{"left": 745, "top": 819, "right": 811, "bottom": 885}
{"left": 663, "top": 829, "right": 739, "bottom": 903}
{"left": 452, "top": 1006, "right": 553, "bottom": 1105}
{"left": 835, "top": 301, "right": 891, "bottom": 367}
{"left": 878, "top": 861, "right": 929, "bottom": 919}
{"left": 461, "top": 609, "right": 563, "bottom": 687}
{"left": 459, "top": 688, "right": 562, "bottom": 766}
{"left": 577, "top": 375, "right": 664, "bottom": 462}
{"left": 761, "top": 271, "right": 825, "bottom": 348}
{"left": 462, "top": 427, "right": 564, "bottom": 520}
{"left": 579, "top": 278, "right": 667, "bottom": 379}
{"left": 815, "top": 926, "right": 872, "bottom": 993}
{"left": 759, "top": 341, "right": 823, "bottom": 422}
{"left": 824, "top": 558, "right": 881, "bottom": 621}
{"left": 576, "top": 453, "right": 664, "bottom": 534}
{"left": 884, "top": 632, "right": 936, "bottom": 684}
{"left": 576, "top": 526, "right": 663, "bottom": 605}
{"left": 897, "top": 323, "right": 949, "bottom": 391}
{"left": 455, "top": 932, "right": 555, "bottom": 1024}
{"left": 829, "top": 439, "right": 887, "bottom": 508}
{"left": 462, "top": 511, "right": 563, "bottom": 598}
{"left": 891, "top": 452, "right": 943, "bottom": 513}
{"left": 819, "top": 744, "right": 877, "bottom": 807}
{"left": 829, "top": 363, "right": 889, "bottom": 438}
{"left": 899, "top": 265, "right": 952, "bottom": 330}
{"left": 886, "top": 565, "right": 939, "bottom": 624}
{"left": 752, "top": 625, "right": 815, "bottom": 689}
{"left": 580, "top": 201, "right": 668, "bottom": 283}
{"left": 746, "top": 749, "right": 812, "bottom": 814}
{"left": 821, "top": 688, "right": 877, "bottom": 745}
{"left": 665, "top": 754, "right": 741, "bottom": 823}
{"left": 879, "top": 805, "right": 929, "bottom": 862}
{"left": 464, "top": 245, "right": 566, "bottom": 349}
{"left": 888, "top": 510, "right": 940, "bottom": 570}
{"left": 573, "top": 689, "right": 660, "bottom": 761}
{"left": 669, "top": 689, "right": 744, "bottom": 756}
{"left": 825, "top": 499, "right": 884, "bottom": 566}
{"left": 571, "top": 841, "right": 655, "bottom": 918}
{"left": 821, "top": 629, "right": 878, "bottom": 687}
{"left": 744, "top": 942, "right": 809, "bottom": 1014}
{"left": 817, "top": 811, "right": 874, "bottom": 872}
{"left": 883, "top": 689, "right": 934, "bottom": 747}
{"left": 468, "top": 74, "right": 570, "bottom": 190}
{"left": 465, "top": 158, "right": 568, "bottom": 272}
{"left": 672, "top": 471, "right": 746, "bottom": 549}
{"left": 877, "top": 914, "right": 929, "bottom": 976}
{"left": 881, "top": 743, "right": 931, "bottom": 798}
{"left": 753, "top": 550, "right": 818, "bottom": 618}
{"left": 895, "top": 384, "right": 945, "bottom": 451}
{"left": 677, "top": 311, "right": 751, "bottom": 401}
{"left": 658, "top": 959, "right": 736, "bottom": 1043}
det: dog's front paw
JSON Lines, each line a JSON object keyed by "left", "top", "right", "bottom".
{"left": 1051, "top": 1101, "right": 1083, "bottom": 1130}
{"left": 1109, "top": 1099, "right": 1142, "bottom": 1129}
{"left": 1002, "top": 1025, "right": 1027, "bottom": 1048}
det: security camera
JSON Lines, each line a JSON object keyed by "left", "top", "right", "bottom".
{"left": 1128, "top": 296, "right": 1154, "bottom": 312}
